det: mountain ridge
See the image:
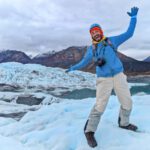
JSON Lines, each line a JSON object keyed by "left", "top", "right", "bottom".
{"left": 0, "top": 48, "right": 150, "bottom": 75}
{"left": 143, "top": 56, "right": 150, "bottom": 62}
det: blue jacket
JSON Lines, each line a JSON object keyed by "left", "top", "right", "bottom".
{"left": 69, "top": 17, "right": 137, "bottom": 77}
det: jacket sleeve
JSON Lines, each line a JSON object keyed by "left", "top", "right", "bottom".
{"left": 70, "top": 47, "right": 93, "bottom": 71}
{"left": 111, "top": 17, "right": 137, "bottom": 48}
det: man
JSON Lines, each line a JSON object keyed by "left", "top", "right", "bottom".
{"left": 66, "top": 7, "right": 139, "bottom": 148}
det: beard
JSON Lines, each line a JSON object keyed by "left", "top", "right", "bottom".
{"left": 92, "top": 34, "right": 102, "bottom": 42}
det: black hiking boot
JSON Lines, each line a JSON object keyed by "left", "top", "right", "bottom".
{"left": 118, "top": 117, "right": 138, "bottom": 131}
{"left": 84, "top": 132, "right": 98, "bottom": 148}
{"left": 84, "top": 119, "right": 98, "bottom": 148}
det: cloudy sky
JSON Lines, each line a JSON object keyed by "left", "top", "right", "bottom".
{"left": 0, "top": 0, "right": 149, "bottom": 60}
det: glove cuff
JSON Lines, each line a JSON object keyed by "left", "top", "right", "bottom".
{"left": 69, "top": 67, "right": 74, "bottom": 71}
{"left": 131, "top": 16, "right": 137, "bottom": 18}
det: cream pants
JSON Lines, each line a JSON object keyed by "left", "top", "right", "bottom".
{"left": 84, "top": 72, "right": 132, "bottom": 133}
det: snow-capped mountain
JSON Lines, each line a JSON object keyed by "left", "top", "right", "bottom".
{"left": 143, "top": 56, "right": 150, "bottom": 62}
{"left": 33, "top": 50, "right": 56, "bottom": 59}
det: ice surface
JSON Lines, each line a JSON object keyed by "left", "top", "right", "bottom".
{"left": 0, "top": 95, "right": 149, "bottom": 150}
{"left": 0, "top": 62, "right": 149, "bottom": 150}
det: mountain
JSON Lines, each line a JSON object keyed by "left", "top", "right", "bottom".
{"left": 0, "top": 50, "right": 32, "bottom": 64}
{"left": 0, "top": 48, "right": 150, "bottom": 75}
{"left": 32, "top": 46, "right": 150, "bottom": 75}
{"left": 32, "top": 46, "right": 87, "bottom": 67}
{"left": 34, "top": 50, "right": 56, "bottom": 59}
{"left": 143, "top": 56, "right": 150, "bottom": 62}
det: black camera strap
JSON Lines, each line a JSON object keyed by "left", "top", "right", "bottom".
{"left": 92, "top": 37, "right": 117, "bottom": 61}
{"left": 87, "top": 38, "right": 118, "bottom": 69}
{"left": 102, "top": 38, "right": 117, "bottom": 53}
{"left": 92, "top": 43, "right": 104, "bottom": 61}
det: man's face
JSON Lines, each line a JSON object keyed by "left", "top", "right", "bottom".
{"left": 90, "top": 30, "right": 103, "bottom": 42}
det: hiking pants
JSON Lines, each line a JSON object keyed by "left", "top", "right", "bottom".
{"left": 84, "top": 72, "right": 132, "bottom": 133}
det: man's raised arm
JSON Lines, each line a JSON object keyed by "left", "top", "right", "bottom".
{"left": 111, "top": 7, "right": 139, "bottom": 48}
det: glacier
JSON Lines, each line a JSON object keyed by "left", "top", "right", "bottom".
{"left": 0, "top": 62, "right": 149, "bottom": 150}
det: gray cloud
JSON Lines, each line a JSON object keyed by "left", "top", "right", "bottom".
{"left": 0, "top": 0, "right": 149, "bottom": 60}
